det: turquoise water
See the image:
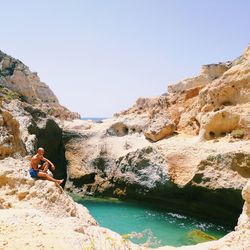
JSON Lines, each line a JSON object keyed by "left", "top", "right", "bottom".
{"left": 74, "top": 196, "right": 230, "bottom": 248}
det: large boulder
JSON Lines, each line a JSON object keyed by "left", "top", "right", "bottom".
{"left": 198, "top": 110, "right": 240, "bottom": 140}
{"left": 144, "top": 117, "right": 176, "bottom": 141}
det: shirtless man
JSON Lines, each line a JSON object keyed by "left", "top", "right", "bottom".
{"left": 29, "top": 147, "right": 63, "bottom": 185}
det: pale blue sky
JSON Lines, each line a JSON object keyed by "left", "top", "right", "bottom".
{"left": 1, "top": 0, "right": 249, "bottom": 117}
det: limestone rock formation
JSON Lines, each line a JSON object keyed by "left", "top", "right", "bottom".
{"left": 0, "top": 101, "right": 26, "bottom": 159}
{"left": 0, "top": 97, "right": 68, "bottom": 182}
{"left": 115, "top": 96, "right": 174, "bottom": 141}
{"left": 168, "top": 63, "right": 231, "bottom": 93}
{"left": 199, "top": 45, "right": 250, "bottom": 109}
{"left": 0, "top": 50, "right": 58, "bottom": 104}
{"left": 197, "top": 44, "right": 250, "bottom": 140}
{"left": 0, "top": 50, "right": 80, "bottom": 120}
{"left": 0, "top": 158, "right": 142, "bottom": 250}
{"left": 63, "top": 44, "right": 250, "bottom": 230}
{"left": 158, "top": 180, "right": 250, "bottom": 250}
{"left": 144, "top": 117, "right": 175, "bottom": 141}
{"left": 116, "top": 44, "right": 250, "bottom": 141}
{"left": 198, "top": 110, "right": 240, "bottom": 140}
{"left": 0, "top": 111, "right": 26, "bottom": 159}
{"left": 1, "top": 43, "right": 250, "bottom": 249}
{"left": 63, "top": 116, "right": 250, "bottom": 225}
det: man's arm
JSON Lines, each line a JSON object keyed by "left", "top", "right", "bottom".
{"left": 42, "top": 157, "right": 56, "bottom": 171}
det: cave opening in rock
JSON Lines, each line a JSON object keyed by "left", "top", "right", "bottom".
{"left": 107, "top": 122, "right": 129, "bottom": 137}
{"left": 209, "top": 131, "right": 215, "bottom": 138}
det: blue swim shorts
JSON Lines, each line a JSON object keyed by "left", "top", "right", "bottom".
{"left": 29, "top": 168, "right": 39, "bottom": 178}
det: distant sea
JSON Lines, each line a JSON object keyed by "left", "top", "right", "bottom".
{"left": 81, "top": 117, "right": 108, "bottom": 122}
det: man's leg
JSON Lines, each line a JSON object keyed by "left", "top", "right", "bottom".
{"left": 37, "top": 171, "right": 63, "bottom": 185}
{"left": 40, "top": 162, "right": 49, "bottom": 173}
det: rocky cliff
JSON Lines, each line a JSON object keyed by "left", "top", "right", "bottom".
{"left": 63, "top": 45, "right": 250, "bottom": 230}
{"left": 0, "top": 50, "right": 80, "bottom": 120}
{"left": 1, "top": 44, "right": 250, "bottom": 250}
{"left": 0, "top": 155, "right": 249, "bottom": 249}
{"left": 0, "top": 97, "right": 68, "bottom": 184}
{"left": 0, "top": 158, "right": 142, "bottom": 250}
{"left": 0, "top": 50, "right": 144, "bottom": 249}
{"left": 115, "top": 44, "right": 250, "bottom": 141}
{"left": 160, "top": 180, "right": 250, "bottom": 250}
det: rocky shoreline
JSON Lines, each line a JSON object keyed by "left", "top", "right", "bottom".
{"left": 0, "top": 157, "right": 249, "bottom": 249}
{"left": 1, "top": 45, "right": 250, "bottom": 249}
{"left": 63, "top": 118, "right": 249, "bottom": 227}
{"left": 0, "top": 158, "right": 143, "bottom": 250}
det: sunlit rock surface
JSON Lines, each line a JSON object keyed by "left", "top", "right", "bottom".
{"left": 63, "top": 44, "right": 250, "bottom": 232}
{"left": 0, "top": 158, "right": 143, "bottom": 250}
{"left": 1, "top": 44, "right": 250, "bottom": 249}
{"left": 0, "top": 50, "right": 80, "bottom": 120}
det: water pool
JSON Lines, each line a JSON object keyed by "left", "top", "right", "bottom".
{"left": 74, "top": 196, "right": 230, "bottom": 247}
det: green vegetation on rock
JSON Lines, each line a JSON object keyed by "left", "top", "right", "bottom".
{"left": 0, "top": 86, "right": 21, "bottom": 101}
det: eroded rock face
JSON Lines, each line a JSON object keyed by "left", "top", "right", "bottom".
{"left": 0, "top": 50, "right": 58, "bottom": 104}
{"left": 0, "top": 107, "right": 26, "bottom": 159}
{"left": 199, "top": 45, "right": 250, "bottom": 109}
{"left": 116, "top": 44, "right": 250, "bottom": 141}
{"left": 107, "top": 122, "right": 129, "bottom": 136}
{"left": 28, "top": 117, "right": 67, "bottom": 181}
{"left": 196, "top": 45, "right": 250, "bottom": 140}
{"left": 0, "top": 50, "right": 80, "bottom": 120}
{"left": 115, "top": 98, "right": 176, "bottom": 142}
{"left": 238, "top": 180, "right": 250, "bottom": 230}
{"left": 0, "top": 158, "right": 141, "bottom": 250}
{"left": 168, "top": 63, "right": 230, "bottom": 93}
{"left": 63, "top": 114, "right": 250, "bottom": 226}
{"left": 117, "top": 96, "right": 169, "bottom": 117}
{"left": 113, "top": 147, "right": 169, "bottom": 189}
{"left": 198, "top": 110, "right": 240, "bottom": 140}
{"left": 191, "top": 152, "right": 250, "bottom": 189}
{"left": 1, "top": 44, "right": 250, "bottom": 249}
{"left": 144, "top": 118, "right": 176, "bottom": 141}
{"left": 0, "top": 98, "right": 68, "bottom": 184}
{"left": 157, "top": 182, "right": 250, "bottom": 250}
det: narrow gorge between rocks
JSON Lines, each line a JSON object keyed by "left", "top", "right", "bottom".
{"left": 1, "top": 44, "right": 250, "bottom": 249}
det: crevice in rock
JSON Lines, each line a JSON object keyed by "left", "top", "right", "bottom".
{"left": 62, "top": 131, "right": 87, "bottom": 144}
{"left": 28, "top": 118, "right": 67, "bottom": 187}
{"left": 69, "top": 173, "right": 97, "bottom": 187}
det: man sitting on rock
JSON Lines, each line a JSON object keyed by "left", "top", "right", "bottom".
{"left": 29, "top": 147, "right": 63, "bottom": 185}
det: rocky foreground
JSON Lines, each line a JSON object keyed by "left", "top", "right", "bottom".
{"left": 0, "top": 157, "right": 249, "bottom": 250}
{"left": 0, "top": 158, "right": 142, "bottom": 250}
{"left": 0, "top": 45, "right": 250, "bottom": 249}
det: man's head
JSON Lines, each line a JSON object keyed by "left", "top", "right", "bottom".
{"left": 37, "top": 147, "right": 44, "bottom": 158}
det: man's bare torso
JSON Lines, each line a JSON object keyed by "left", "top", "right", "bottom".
{"left": 30, "top": 155, "right": 44, "bottom": 171}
